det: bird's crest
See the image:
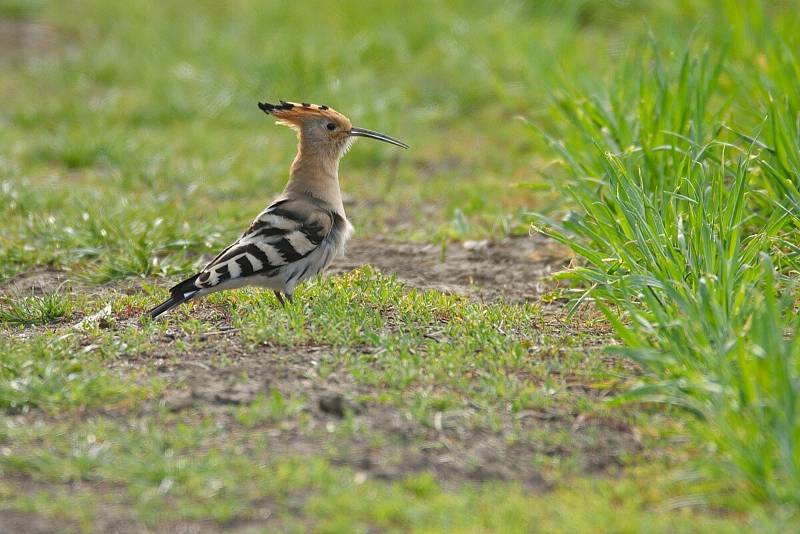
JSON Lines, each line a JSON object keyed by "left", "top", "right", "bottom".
{"left": 258, "top": 100, "right": 350, "bottom": 129}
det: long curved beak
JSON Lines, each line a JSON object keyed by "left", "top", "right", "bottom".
{"left": 349, "top": 126, "right": 409, "bottom": 149}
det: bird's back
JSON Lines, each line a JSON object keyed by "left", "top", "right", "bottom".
{"left": 196, "top": 194, "right": 352, "bottom": 295}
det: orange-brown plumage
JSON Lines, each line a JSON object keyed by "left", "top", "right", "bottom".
{"left": 258, "top": 100, "right": 351, "bottom": 134}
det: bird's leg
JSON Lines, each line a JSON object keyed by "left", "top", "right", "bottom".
{"left": 273, "top": 291, "right": 285, "bottom": 307}
{"left": 285, "top": 293, "right": 294, "bottom": 304}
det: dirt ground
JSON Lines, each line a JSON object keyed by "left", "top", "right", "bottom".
{"left": 0, "top": 18, "right": 59, "bottom": 63}
{"left": 124, "top": 237, "right": 630, "bottom": 483}
{"left": 2, "top": 237, "right": 641, "bottom": 532}
{"left": 330, "top": 235, "right": 571, "bottom": 302}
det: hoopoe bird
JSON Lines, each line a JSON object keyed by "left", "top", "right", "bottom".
{"left": 147, "top": 100, "right": 407, "bottom": 319}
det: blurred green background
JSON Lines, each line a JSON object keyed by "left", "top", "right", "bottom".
{"left": 4, "top": 0, "right": 796, "bottom": 282}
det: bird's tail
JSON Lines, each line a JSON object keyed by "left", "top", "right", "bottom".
{"left": 147, "top": 274, "right": 201, "bottom": 319}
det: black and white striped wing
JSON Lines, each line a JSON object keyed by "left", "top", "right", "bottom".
{"left": 147, "top": 196, "right": 346, "bottom": 318}
{"left": 193, "top": 198, "right": 334, "bottom": 290}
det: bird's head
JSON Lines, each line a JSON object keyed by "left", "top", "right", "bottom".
{"left": 258, "top": 101, "right": 408, "bottom": 157}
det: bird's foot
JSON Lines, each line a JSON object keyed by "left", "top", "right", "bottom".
{"left": 273, "top": 291, "right": 294, "bottom": 307}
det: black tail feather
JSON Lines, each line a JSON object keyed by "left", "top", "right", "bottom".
{"left": 148, "top": 295, "right": 190, "bottom": 319}
{"left": 147, "top": 274, "right": 201, "bottom": 319}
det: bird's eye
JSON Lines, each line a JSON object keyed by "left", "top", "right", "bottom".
{"left": 326, "top": 122, "right": 336, "bottom": 131}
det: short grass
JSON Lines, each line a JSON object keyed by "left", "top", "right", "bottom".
{"left": 1, "top": 270, "right": 782, "bottom": 531}
{"left": 0, "top": 291, "right": 73, "bottom": 325}
{"left": 2, "top": 0, "right": 799, "bottom": 531}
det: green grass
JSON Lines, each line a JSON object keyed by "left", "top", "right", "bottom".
{"left": 0, "top": 291, "right": 73, "bottom": 325}
{"left": 2, "top": 0, "right": 800, "bottom": 530}
{"left": 237, "top": 267, "right": 552, "bottom": 421}
{"left": 530, "top": 19, "right": 800, "bottom": 513}
{"left": 0, "top": 269, "right": 712, "bottom": 531}
{"left": 0, "top": 333, "right": 155, "bottom": 413}
{"left": 3, "top": 415, "right": 780, "bottom": 532}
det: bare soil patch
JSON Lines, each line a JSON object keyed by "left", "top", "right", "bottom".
{"left": 0, "top": 18, "right": 59, "bottom": 63}
{"left": 330, "top": 234, "right": 570, "bottom": 303}
{"left": 0, "top": 509, "right": 62, "bottom": 534}
{"left": 0, "top": 268, "right": 71, "bottom": 297}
